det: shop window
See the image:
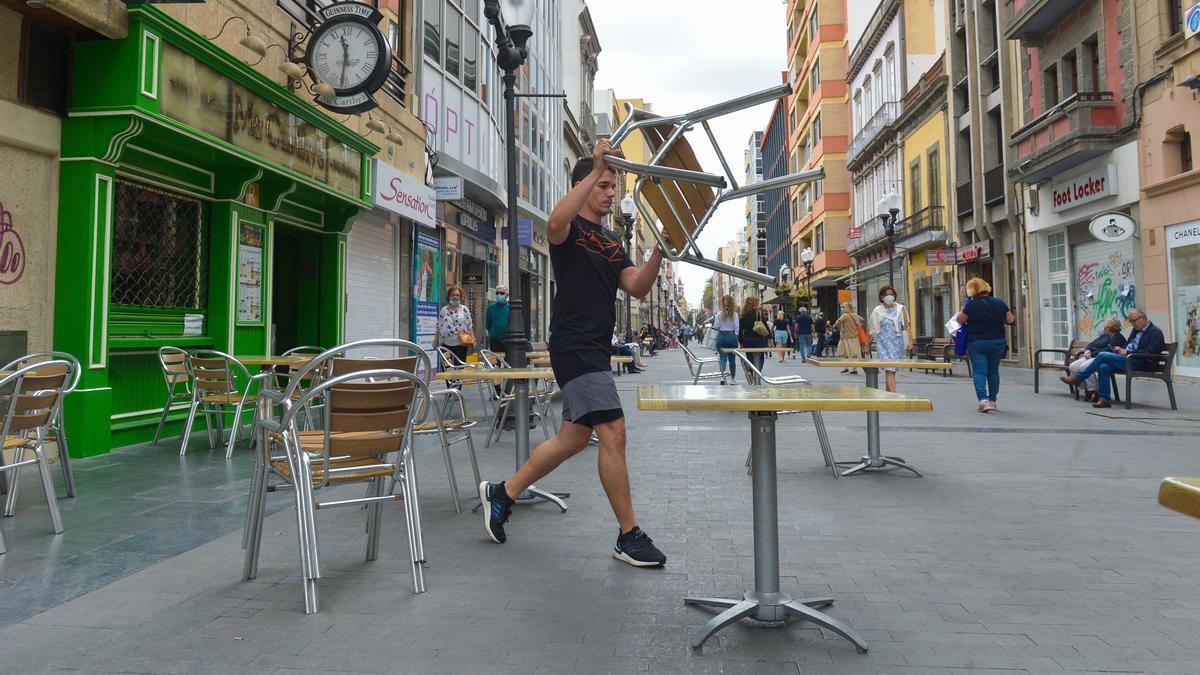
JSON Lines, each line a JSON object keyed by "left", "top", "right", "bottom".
{"left": 110, "top": 181, "right": 208, "bottom": 310}
{"left": 423, "top": 0, "right": 441, "bottom": 61}
{"left": 20, "top": 22, "right": 71, "bottom": 116}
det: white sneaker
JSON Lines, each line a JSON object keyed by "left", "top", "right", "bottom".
{"left": 978, "top": 400, "right": 989, "bottom": 412}
{"left": 986, "top": 401, "right": 998, "bottom": 412}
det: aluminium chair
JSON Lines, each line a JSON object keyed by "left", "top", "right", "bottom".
{"left": 280, "top": 345, "right": 326, "bottom": 429}
{"left": 730, "top": 350, "right": 838, "bottom": 478}
{"left": 1, "top": 351, "right": 81, "bottom": 497}
{"left": 478, "top": 349, "right": 551, "bottom": 448}
{"left": 0, "top": 361, "right": 71, "bottom": 554}
{"left": 242, "top": 360, "right": 429, "bottom": 612}
{"left": 152, "top": 347, "right": 192, "bottom": 447}
{"left": 438, "top": 345, "right": 494, "bottom": 418}
{"left": 179, "top": 350, "right": 258, "bottom": 457}
{"left": 681, "top": 344, "right": 725, "bottom": 385}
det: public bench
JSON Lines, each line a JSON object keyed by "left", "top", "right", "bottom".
{"left": 1033, "top": 340, "right": 1090, "bottom": 396}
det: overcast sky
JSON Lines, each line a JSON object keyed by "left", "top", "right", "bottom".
{"left": 590, "top": 0, "right": 788, "bottom": 309}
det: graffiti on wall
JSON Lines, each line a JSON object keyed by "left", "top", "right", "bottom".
{"left": 0, "top": 201, "right": 26, "bottom": 285}
{"left": 1073, "top": 249, "right": 1135, "bottom": 336}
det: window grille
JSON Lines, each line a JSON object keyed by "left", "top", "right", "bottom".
{"left": 110, "top": 181, "right": 208, "bottom": 310}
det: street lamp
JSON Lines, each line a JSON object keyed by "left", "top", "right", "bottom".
{"left": 619, "top": 194, "right": 637, "bottom": 337}
{"left": 800, "top": 246, "right": 815, "bottom": 312}
{"left": 877, "top": 191, "right": 901, "bottom": 289}
{"left": 947, "top": 240, "right": 961, "bottom": 300}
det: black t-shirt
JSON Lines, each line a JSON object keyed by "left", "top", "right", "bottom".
{"left": 795, "top": 314, "right": 814, "bottom": 334}
{"left": 963, "top": 295, "right": 1011, "bottom": 342}
{"left": 814, "top": 317, "right": 827, "bottom": 335}
{"left": 548, "top": 216, "right": 634, "bottom": 354}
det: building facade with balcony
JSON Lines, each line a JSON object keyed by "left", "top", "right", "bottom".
{"left": 744, "top": 131, "right": 768, "bottom": 279}
{"left": 1004, "top": 0, "right": 1140, "bottom": 361}
{"left": 949, "top": 0, "right": 1027, "bottom": 363}
{"left": 1132, "top": 2, "right": 1200, "bottom": 378}
{"left": 786, "top": 0, "right": 851, "bottom": 317}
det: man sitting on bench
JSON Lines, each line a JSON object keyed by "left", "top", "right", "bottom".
{"left": 1061, "top": 308, "right": 1164, "bottom": 408}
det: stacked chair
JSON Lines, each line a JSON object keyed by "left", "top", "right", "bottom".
{"left": 729, "top": 351, "right": 838, "bottom": 478}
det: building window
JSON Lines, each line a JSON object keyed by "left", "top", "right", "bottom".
{"left": 1062, "top": 51, "right": 1078, "bottom": 98}
{"left": 872, "top": 60, "right": 884, "bottom": 104}
{"left": 463, "top": 24, "right": 479, "bottom": 93}
{"left": 110, "top": 181, "right": 208, "bottom": 310}
{"left": 853, "top": 91, "right": 862, "bottom": 134}
{"left": 810, "top": 58, "right": 820, "bottom": 92}
{"left": 863, "top": 77, "right": 873, "bottom": 117}
{"left": 1082, "top": 36, "right": 1100, "bottom": 92}
{"left": 20, "top": 22, "right": 71, "bottom": 116}
{"left": 809, "top": 2, "right": 819, "bottom": 41}
{"left": 813, "top": 179, "right": 823, "bottom": 202}
{"left": 423, "top": 0, "right": 441, "bottom": 61}
{"left": 814, "top": 223, "right": 825, "bottom": 254}
{"left": 1167, "top": 127, "right": 1193, "bottom": 174}
{"left": 928, "top": 149, "right": 941, "bottom": 207}
{"left": 811, "top": 113, "right": 822, "bottom": 146}
{"left": 444, "top": 5, "right": 462, "bottom": 79}
{"left": 1047, "top": 231, "right": 1067, "bottom": 274}
{"left": 1183, "top": 132, "right": 1194, "bottom": 173}
{"left": 884, "top": 47, "right": 896, "bottom": 102}
{"left": 1043, "top": 64, "right": 1059, "bottom": 107}
{"left": 1168, "top": 0, "right": 1184, "bottom": 35}
{"left": 909, "top": 160, "right": 922, "bottom": 214}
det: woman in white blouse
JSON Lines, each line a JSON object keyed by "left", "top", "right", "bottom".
{"left": 434, "top": 285, "right": 475, "bottom": 363}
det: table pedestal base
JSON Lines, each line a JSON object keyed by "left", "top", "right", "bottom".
{"left": 837, "top": 455, "right": 922, "bottom": 477}
{"left": 684, "top": 591, "right": 866, "bottom": 651}
{"left": 835, "top": 370, "right": 924, "bottom": 478}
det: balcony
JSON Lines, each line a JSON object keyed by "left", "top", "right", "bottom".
{"left": 847, "top": 215, "right": 890, "bottom": 255}
{"left": 846, "top": 101, "right": 899, "bottom": 167}
{"left": 1009, "top": 91, "right": 1120, "bottom": 183}
{"left": 581, "top": 101, "right": 596, "bottom": 142}
{"left": 956, "top": 180, "right": 974, "bottom": 218}
{"left": 1004, "top": 0, "right": 1088, "bottom": 42}
{"left": 894, "top": 206, "right": 946, "bottom": 252}
{"left": 983, "top": 165, "right": 1005, "bottom": 205}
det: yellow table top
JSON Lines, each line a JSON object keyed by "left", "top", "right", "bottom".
{"left": 236, "top": 355, "right": 313, "bottom": 367}
{"left": 435, "top": 368, "right": 554, "bottom": 382}
{"left": 723, "top": 347, "right": 794, "bottom": 353}
{"left": 611, "top": 356, "right": 634, "bottom": 363}
{"left": 1159, "top": 477, "right": 1200, "bottom": 520}
{"left": 526, "top": 351, "right": 550, "bottom": 359}
{"left": 637, "top": 384, "right": 933, "bottom": 413}
{"left": 807, "top": 357, "right": 953, "bottom": 370}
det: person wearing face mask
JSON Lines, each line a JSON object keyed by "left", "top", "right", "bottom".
{"left": 485, "top": 284, "right": 511, "bottom": 354}
{"left": 868, "top": 285, "right": 913, "bottom": 393}
{"left": 434, "top": 285, "right": 475, "bottom": 364}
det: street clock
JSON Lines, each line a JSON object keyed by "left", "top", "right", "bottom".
{"left": 306, "top": 2, "right": 391, "bottom": 114}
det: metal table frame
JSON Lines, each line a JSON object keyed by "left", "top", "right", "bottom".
{"left": 685, "top": 410, "right": 868, "bottom": 652}
{"left": 836, "top": 366, "right": 922, "bottom": 477}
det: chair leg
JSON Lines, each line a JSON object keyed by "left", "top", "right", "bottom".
{"left": 464, "top": 429, "right": 482, "bottom": 489}
{"left": 1125, "top": 375, "right": 1132, "bottom": 410}
{"left": 436, "top": 426, "right": 462, "bottom": 515}
{"left": 402, "top": 455, "right": 426, "bottom": 593}
{"left": 3, "top": 447, "right": 24, "bottom": 516}
{"left": 403, "top": 450, "right": 426, "bottom": 565}
{"left": 179, "top": 399, "right": 201, "bottom": 456}
{"left": 152, "top": 397, "right": 172, "bottom": 445}
{"left": 226, "top": 402, "right": 247, "bottom": 458}
{"left": 242, "top": 459, "right": 263, "bottom": 551}
{"left": 1166, "top": 380, "right": 1178, "bottom": 410}
{"left": 53, "top": 416, "right": 77, "bottom": 498}
{"left": 33, "top": 444, "right": 64, "bottom": 534}
{"left": 1033, "top": 365, "right": 1040, "bottom": 393}
{"left": 812, "top": 411, "right": 838, "bottom": 478}
{"left": 365, "top": 477, "right": 385, "bottom": 562}
{"left": 202, "top": 404, "right": 218, "bottom": 449}
{"left": 0, "top": 513, "right": 6, "bottom": 554}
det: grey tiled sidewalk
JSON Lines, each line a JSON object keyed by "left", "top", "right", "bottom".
{"left": 2, "top": 351, "right": 1199, "bottom": 673}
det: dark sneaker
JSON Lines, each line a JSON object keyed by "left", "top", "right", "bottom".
{"left": 613, "top": 527, "right": 666, "bottom": 567}
{"left": 480, "top": 481, "right": 513, "bottom": 543}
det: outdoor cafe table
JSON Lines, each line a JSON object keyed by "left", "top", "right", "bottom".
{"left": 1159, "top": 477, "right": 1200, "bottom": 520}
{"left": 722, "top": 347, "right": 793, "bottom": 354}
{"left": 434, "top": 368, "right": 567, "bottom": 511}
{"left": 528, "top": 355, "right": 634, "bottom": 375}
{"left": 638, "top": 383, "right": 931, "bottom": 651}
{"left": 806, "top": 357, "right": 952, "bottom": 477}
{"left": 235, "top": 356, "right": 312, "bottom": 368}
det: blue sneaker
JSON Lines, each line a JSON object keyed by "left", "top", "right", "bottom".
{"left": 613, "top": 527, "right": 666, "bottom": 567}
{"left": 479, "top": 481, "right": 513, "bottom": 543}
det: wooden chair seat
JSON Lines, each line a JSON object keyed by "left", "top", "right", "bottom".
{"left": 270, "top": 456, "right": 396, "bottom": 485}
{"left": 4, "top": 436, "right": 32, "bottom": 450}
{"left": 412, "top": 418, "right": 475, "bottom": 432}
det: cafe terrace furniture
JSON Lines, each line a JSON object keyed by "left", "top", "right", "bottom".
{"left": 1159, "top": 477, "right": 1200, "bottom": 520}
{"left": 436, "top": 367, "right": 567, "bottom": 512}
{"left": 0, "top": 361, "right": 71, "bottom": 555}
{"left": 807, "top": 357, "right": 951, "bottom": 477}
{"left": 476, "top": 350, "right": 556, "bottom": 449}
{"left": 0, "top": 351, "right": 81, "bottom": 497}
{"left": 728, "top": 350, "right": 837, "bottom": 478}
{"left": 638, "top": 383, "right": 931, "bottom": 650}
{"left": 438, "top": 346, "right": 494, "bottom": 418}
{"left": 153, "top": 347, "right": 193, "bottom": 447}
{"left": 180, "top": 351, "right": 260, "bottom": 458}
{"left": 243, "top": 357, "right": 429, "bottom": 613}
{"left": 681, "top": 344, "right": 725, "bottom": 385}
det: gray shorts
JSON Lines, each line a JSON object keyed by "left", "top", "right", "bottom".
{"left": 559, "top": 370, "right": 623, "bottom": 427}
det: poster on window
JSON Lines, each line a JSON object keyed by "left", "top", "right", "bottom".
{"left": 1169, "top": 222, "right": 1200, "bottom": 375}
{"left": 413, "top": 227, "right": 441, "bottom": 374}
{"left": 237, "top": 223, "right": 263, "bottom": 323}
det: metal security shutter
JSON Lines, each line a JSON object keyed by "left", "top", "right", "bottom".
{"left": 1071, "top": 238, "right": 1136, "bottom": 337}
{"left": 345, "top": 216, "right": 398, "bottom": 354}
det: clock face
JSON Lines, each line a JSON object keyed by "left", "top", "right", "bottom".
{"left": 310, "top": 21, "right": 384, "bottom": 92}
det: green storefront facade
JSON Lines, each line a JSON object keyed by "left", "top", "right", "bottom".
{"left": 54, "top": 6, "right": 377, "bottom": 456}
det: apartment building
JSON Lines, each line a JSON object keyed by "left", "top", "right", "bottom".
{"left": 744, "top": 131, "right": 768, "bottom": 279}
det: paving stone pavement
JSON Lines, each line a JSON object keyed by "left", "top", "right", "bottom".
{"left": 1, "top": 350, "right": 1199, "bottom": 674}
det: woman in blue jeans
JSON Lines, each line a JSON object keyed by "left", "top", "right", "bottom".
{"left": 712, "top": 294, "right": 740, "bottom": 383}
{"left": 956, "top": 277, "right": 1015, "bottom": 413}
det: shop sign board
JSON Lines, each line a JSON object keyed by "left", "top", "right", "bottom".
{"left": 1168, "top": 220, "right": 1200, "bottom": 249}
{"left": 1088, "top": 212, "right": 1136, "bottom": 243}
{"left": 1186, "top": 1, "right": 1200, "bottom": 39}
{"left": 158, "top": 43, "right": 362, "bottom": 196}
{"left": 374, "top": 160, "right": 436, "bottom": 227}
{"left": 433, "top": 176, "right": 464, "bottom": 200}
{"left": 451, "top": 198, "right": 496, "bottom": 244}
{"left": 412, "top": 227, "right": 441, "bottom": 375}
{"left": 925, "top": 240, "right": 992, "bottom": 265}
{"left": 1050, "top": 164, "right": 1117, "bottom": 213}
{"left": 502, "top": 219, "right": 534, "bottom": 246}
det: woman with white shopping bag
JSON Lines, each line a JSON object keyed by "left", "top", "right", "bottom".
{"left": 868, "top": 285, "right": 912, "bottom": 393}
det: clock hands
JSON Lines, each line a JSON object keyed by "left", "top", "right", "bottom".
{"left": 339, "top": 34, "right": 350, "bottom": 87}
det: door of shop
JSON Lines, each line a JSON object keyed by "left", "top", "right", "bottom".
{"left": 272, "top": 225, "right": 323, "bottom": 353}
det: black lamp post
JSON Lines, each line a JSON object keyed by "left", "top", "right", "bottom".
{"left": 619, "top": 195, "right": 636, "bottom": 338}
{"left": 948, "top": 240, "right": 960, "bottom": 299}
{"left": 883, "top": 207, "right": 900, "bottom": 289}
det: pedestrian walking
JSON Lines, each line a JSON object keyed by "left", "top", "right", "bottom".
{"left": 485, "top": 284, "right": 510, "bottom": 354}
{"left": 868, "top": 285, "right": 913, "bottom": 393}
{"left": 794, "top": 307, "right": 814, "bottom": 360}
{"left": 955, "top": 277, "right": 1015, "bottom": 413}
{"left": 680, "top": 323, "right": 693, "bottom": 347}
{"left": 713, "top": 295, "right": 740, "bottom": 383}
{"left": 814, "top": 311, "right": 828, "bottom": 357}
{"left": 433, "top": 285, "right": 474, "bottom": 364}
{"left": 833, "top": 302, "right": 864, "bottom": 374}
{"left": 739, "top": 296, "right": 771, "bottom": 373}
{"left": 773, "top": 311, "right": 791, "bottom": 364}
{"left": 479, "top": 141, "right": 666, "bottom": 567}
